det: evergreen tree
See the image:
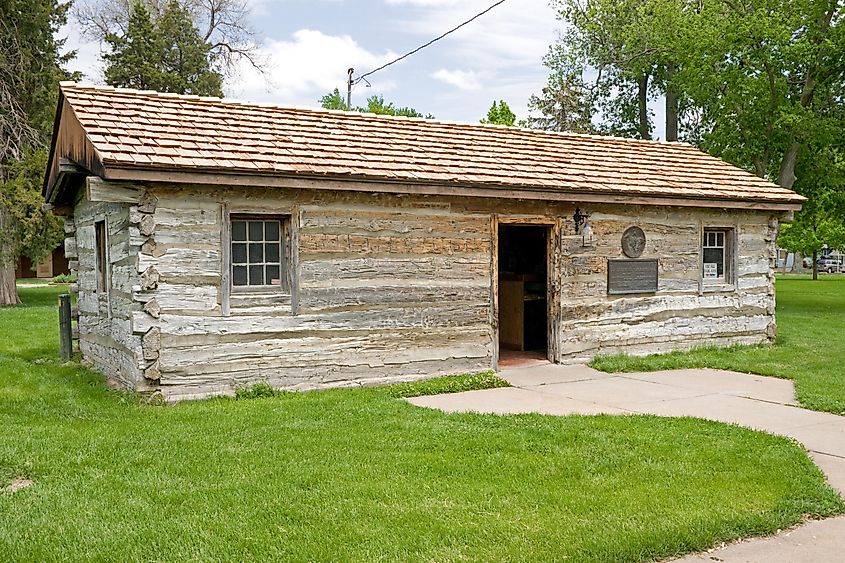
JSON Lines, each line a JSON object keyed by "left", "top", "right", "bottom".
{"left": 156, "top": 1, "right": 222, "bottom": 96}
{"left": 103, "top": 2, "right": 160, "bottom": 91}
{"left": 480, "top": 100, "right": 516, "bottom": 126}
{"left": 104, "top": 0, "right": 223, "bottom": 96}
{"left": 0, "top": 0, "right": 74, "bottom": 305}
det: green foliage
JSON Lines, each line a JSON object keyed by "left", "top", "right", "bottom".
{"left": 673, "top": 0, "right": 845, "bottom": 186}
{"left": 385, "top": 371, "right": 509, "bottom": 398}
{"left": 526, "top": 69, "right": 595, "bottom": 133}
{"left": 0, "top": 287, "right": 844, "bottom": 559}
{"left": 778, "top": 148, "right": 845, "bottom": 263}
{"left": 480, "top": 100, "right": 517, "bottom": 126}
{"left": 531, "top": 0, "right": 670, "bottom": 137}
{"left": 0, "top": 0, "right": 76, "bottom": 150}
{"left": 103, "top": 0, "right": 223, "bottom": 96}
{"left": 319, "top": 89, "right": 433, "bottom": 118}
{"left": 50, "top": 273, "right": 76, "bottom": 284}
{"left": 319, "top": 88, "right": 349, "bottom": 111}
{"left": 590, "top": 275, "right": 845, "bottom": 415}
{"left": 0, "top": 150, "right": 63, "bottom": 266}
{"left": 0, "top": 0, "right": 74, "bottom": 290}
{"left": 235, "top": 382, "right": 292, "bottom": 400}
{"left": 537, "top": 0, "right": 845, "bottom": 192}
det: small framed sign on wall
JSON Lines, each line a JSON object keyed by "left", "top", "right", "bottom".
{"left": 607, "top": 259, "right": 659, "bottom": 295}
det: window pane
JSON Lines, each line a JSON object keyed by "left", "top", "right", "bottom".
{"left": 248, "top": 265, "right": 264, "bottom": 285}
{"left": 265, "top": 220, "right": 280, "bottom": 241}
{"left": 233, "top": 265, "right": 247, "bottom": 286}
{"left": 716, "top": 232, "right": 724, "bottom": 246}
{"left": 266, "top": 265, "right": 281, "bottom": 285}
{"left": 232, "top": 243, "right": 247, "bottom": 264}
{"left": 265, "top": 243, "right": 280, "bottom": 263}
{"left": 249, "top": 243, "right": 263, "bottom": 262}
{"left": 232, "top": 221, "right": 247, "bottom": 241}
{"left": 703, "top": 248, "right": 724, "bottom": 277}
{"left": 248, "top": 221, "right": 264, "bottom": 241}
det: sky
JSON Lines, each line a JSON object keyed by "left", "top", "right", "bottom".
{"left": 62, "top": 0, "right": 562, "bottom": 125}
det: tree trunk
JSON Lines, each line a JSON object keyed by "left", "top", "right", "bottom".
{"left": 812, "top": 249, "right": 818, "bottom": 281}
{"left": 777, "top": 142, "right": 800, "bottom": 189}
{"left": 665, "top": 63, "right": 678, "bottom": 142}
{"left": 0, "top": 206, "right": 21, "bottom": 305}
{"left": 637, "top": 74, "right": 650, "bottom": 140}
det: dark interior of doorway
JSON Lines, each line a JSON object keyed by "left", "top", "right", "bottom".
{"left": 498, "top": 225, "right": 549, "bottom": 366}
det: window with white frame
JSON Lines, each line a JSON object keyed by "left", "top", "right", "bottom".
{"left": 230, "top": 216, "right": 289, "bottom": 291}
{"left": 702, "top": 228, "right": 734, "bottom": 283}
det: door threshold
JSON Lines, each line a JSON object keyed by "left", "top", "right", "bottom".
{"left": 498, "top": 349, "right": 550, "bottom": 369}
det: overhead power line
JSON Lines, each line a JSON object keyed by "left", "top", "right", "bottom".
{"left": 346, "top": 0, "right": 508, "bottom": 106}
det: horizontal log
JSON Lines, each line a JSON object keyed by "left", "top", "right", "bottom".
{"left": 86, "top": 177, "right": 143, "bottom": 203}
{"left": 132, "top": 303, "right": 491, "bottom": 336}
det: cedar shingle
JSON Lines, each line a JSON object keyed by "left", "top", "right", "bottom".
{"left": 58, "top": 83, "right": 804, "bottom": 205}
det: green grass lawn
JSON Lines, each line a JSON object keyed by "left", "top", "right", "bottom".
{"left": 591, "top": 275, "right": 845, "bottom": 415}
{"left": 1, "top": 285, "right": 843, "bottom": 561}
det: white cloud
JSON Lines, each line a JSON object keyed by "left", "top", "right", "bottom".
{"left": 382, "top": 0, "right": 559, "bottom": 121}
{"left": 228, "top": 29, "right": 399, "bottom": 106}
{"left": 431, "top": 69, "right": 483, "bottom": 90}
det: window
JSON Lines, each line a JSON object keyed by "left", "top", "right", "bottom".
{"left": 230, "top": 216, "right": 288, "bottom": 291}
{"left": 94, "top": 220, "right": 108, "bottom": 292}
{"left": 702, "top": 228, "right": 734, "bottom": 283}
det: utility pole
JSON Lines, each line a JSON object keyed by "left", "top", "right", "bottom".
{"left": 347, "top": 68, "right": 354, "bottom": 110}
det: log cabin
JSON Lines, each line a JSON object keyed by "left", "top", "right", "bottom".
{"left": 43, "top": 83, "right": 804, "bottom": 401}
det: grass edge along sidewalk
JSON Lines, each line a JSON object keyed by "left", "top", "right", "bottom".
{"left": 591, "top": 275, "right": 845, "bottom": 415}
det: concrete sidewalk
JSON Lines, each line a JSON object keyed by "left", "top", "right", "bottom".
{"left": 408, "top": 364, "right": 845, "bottom": 562}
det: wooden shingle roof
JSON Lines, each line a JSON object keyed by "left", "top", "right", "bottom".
{"left": 45, "top": 82, "right": 804, "bottom": 210}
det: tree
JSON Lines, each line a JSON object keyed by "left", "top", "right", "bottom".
{"left": 480, "top": 100, "right": 516, "bottom": 126}
{"left": 319, "top": 89, "right": 349, "bottom": 111}
{"left": 671, "top": 0, "right": 845, "bottom": 189}
{"left": 525, "top": 70, "right": 595, "bottom": 133}
{"left": 539, "top": 0, "right": 845, "bottom": 189}
{"left": 102, "top": 2, "right": 160, "bottom": 90}
{"left": 75, "top": 0, "right": 262, "bottom": 76}
{"left": 319, "top": 89, "right": 433, "bottom": 118}
{"left": 533, "top": 0, "right": 677, "bottom": 139}
{"left": 778, "top": 148, "right": 845, "bottom": 280}
{"left": 0, "top": 0, "right": 74, "bottom": 305}
{"left": 104, "top": 0, "right": 223, "bottom": 96}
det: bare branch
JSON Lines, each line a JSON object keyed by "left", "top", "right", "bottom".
{"left": 73, "top": 0, "right": 265, "bottom": 78}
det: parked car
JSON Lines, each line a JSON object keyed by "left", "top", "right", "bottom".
{"left": 816, "top": 258, "right": 843, "bottom": 273}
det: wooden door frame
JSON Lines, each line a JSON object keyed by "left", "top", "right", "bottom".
{"left": 492, "top": 216, "right": 561, "bottom": 369}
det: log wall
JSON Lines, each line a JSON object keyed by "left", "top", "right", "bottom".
{"left": 130, "top": 186, "right": 495, "bottom": 401}
{"left": 69, "top": 180, "right": 782, "bottom": 400}
{"left": 70, "top": 197, "right": 146, "bottom": 389}
{"left": 552, "top": 207, "right": 777, "bottom": 362}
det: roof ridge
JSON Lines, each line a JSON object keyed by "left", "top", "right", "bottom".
{"left": 60, "top": 81, "right": 694, "bottom": 149}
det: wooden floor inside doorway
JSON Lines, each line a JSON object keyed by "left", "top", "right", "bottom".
{"left": 498, "top": 349, "right": 550, "bottom": 369}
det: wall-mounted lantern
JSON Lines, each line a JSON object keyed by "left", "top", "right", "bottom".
{"left": 573, "top": 207, "right": 589, "bottom": 235}
{"left": 573, "top": 207, "right": 594, "bottom": 247}
{"left": 580, "top": 221, "right": 594, "bottom": 247}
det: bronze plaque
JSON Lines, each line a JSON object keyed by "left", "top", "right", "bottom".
{"left": 607, "top": 259, "right": 658, "bottom": 295}
{"left": 621, "top": 226, "right": 646, "bottom": 258}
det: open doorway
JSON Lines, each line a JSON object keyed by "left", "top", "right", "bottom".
{"left": 497, "top": 224, "right": 551, "bottom": 368}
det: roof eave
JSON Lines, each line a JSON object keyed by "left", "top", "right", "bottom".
{"left": 101, "top": 164, "right": 806, "bottom": 212}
